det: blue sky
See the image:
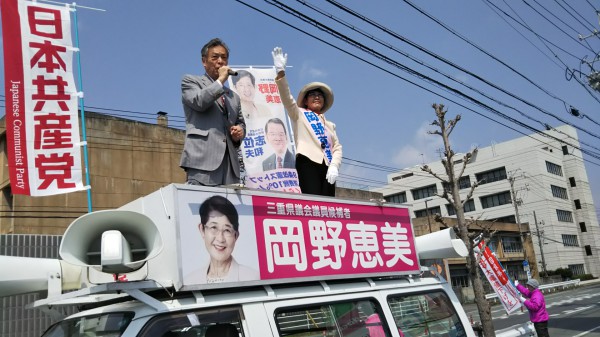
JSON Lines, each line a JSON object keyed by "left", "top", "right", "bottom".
{"left": 1, "top": 0, "right": 600, "bottom": 212}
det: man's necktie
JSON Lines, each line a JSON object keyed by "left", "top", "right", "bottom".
{"left": 277, "top": 156, "right": 283, "bottom": 169}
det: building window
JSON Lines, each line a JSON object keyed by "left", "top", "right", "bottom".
{"left": 501, "top": 236, "right": 523, "bottom": 253}
{"left": 562, "top": 145, "right": 569, "bottom": 155}
{"left": 446, "top": 199, "right": 476, "bottom": 216}
{"left": 550, "top": 185, "right": 568, "bottom": 199}
{"left": 569, "top": 177, "right": 577, "bottom": 187}
{"left": 480, "top": 191, "right": 511, "bottom": 209}
{"left": 385, "top": 192, "right": 407, "bottom": 204}
{"left": 443, "top": 176, "right": 471, "bottom": 192}
{"left": 574, "top": 199, "right": 581, "bottom": 209}
{"left": 562, "top": 234, "right": 579, "bottom": 247}
{"left": 568, "top": 264, "right": 585, "bottom": 276}
{"left": 411, "top": 184, "right": 437, "bottom": 200}
{"left": 580, "top": 222, "right": 587, "bottom": 232}
{"left": 391, "top": 172, "right": 414, "bottom": 181}
{"left": 414, "top": 206, "right": 441, "bottom": 218}
{"left": 449, "top": 266, "right": 469, "bottom": 287}
{"left": 556, "top": 209, "right": 573, "bottom": 222}
{"left": 475, "top": 167, "right": 507, "bottom": 185}
{"left": 446, "top": 204, "right": 455, "bottom": 216}
{"left": 585, "top": 245, "right": 593, "bottom": 256}
{"left": 487, "top": 215, "right": 516, "bottom": 223}
{"left": 545, "top": 161, "right": 563, "bottom": 176}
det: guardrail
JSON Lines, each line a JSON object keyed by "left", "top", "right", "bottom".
{"left": 485, "top": 279, "right": 580, "bottom": 300}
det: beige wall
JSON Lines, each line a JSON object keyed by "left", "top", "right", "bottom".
{"left": 0, "top": 112, "right": 185, "bottom": 235}
{"left": 335, "top": 186, "right": 383, "bottom": 201}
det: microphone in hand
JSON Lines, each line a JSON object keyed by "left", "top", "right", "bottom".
{"left": 228, "top": 69, "right": 238, "bottom": 76}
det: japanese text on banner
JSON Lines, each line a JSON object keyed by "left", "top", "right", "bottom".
{"left": 1, "top": 0, "right": 86, "bottom": 196}
{"left": 229, "top": 68, "right": 301, "bottom": 193}
{"left": 476, "top": 241, "right": 521, "bottom": 314}
{"left": 253, "top": 196, "right": 419, "bottom": 279}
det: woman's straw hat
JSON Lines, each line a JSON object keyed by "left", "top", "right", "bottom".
{"left": 297, "top": 82, "right": 334, "bottom": 113}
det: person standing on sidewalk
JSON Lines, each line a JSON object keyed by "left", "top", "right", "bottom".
{"left": 516, "top": 278, "right": 550, "bottom": 337}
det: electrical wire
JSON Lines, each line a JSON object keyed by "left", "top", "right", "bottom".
{"left": 261, "top": 0, "right": 600, "bottom": 163}
{"left": 480, "top": 0, "right": 564, "bottom": 70}
{"left": 523, "top": 0, "right": 598, "bottom": 53}
{"left": 2, "top": 3, "right": 600, "bottom": 195}
{"left": 486, "top": 0, "right": 600, "bottom": 105}
{"left": 555, "top": 0, "right": 598, "bottom": 33}
{"left": 298, "top": 0, "right": 600, "bottom": 144}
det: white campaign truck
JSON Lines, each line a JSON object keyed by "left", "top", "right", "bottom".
{"left": 0, "top": 184, "right": 476, "bottom": 337}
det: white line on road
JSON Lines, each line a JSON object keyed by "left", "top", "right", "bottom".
{"left": 563, "top": 305, "right": 593, "bottom": 315}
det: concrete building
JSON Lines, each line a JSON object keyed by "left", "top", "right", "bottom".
{"left": 375, "top": 125, "right": 600, "bottom": 278}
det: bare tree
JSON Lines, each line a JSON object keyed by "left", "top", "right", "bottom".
{"left": 421, "top": 104, "right": 496, "bottom": 337}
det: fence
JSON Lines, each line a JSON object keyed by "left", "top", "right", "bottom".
{"left": 485, "top": 279, "right": 581, "bottom": 301}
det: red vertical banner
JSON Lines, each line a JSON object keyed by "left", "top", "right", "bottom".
{"left": 1, "top": 0, "right": 87, "bottom": 196}
{"left": 476, "top": 241, "right": 521, "bottom": 314}
{"left": 1, "top": 0, "right": 29, "bottom": 194}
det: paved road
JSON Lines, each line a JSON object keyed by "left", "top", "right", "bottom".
{"left": 463, "top": 283, "right": 600, "bottom": 336}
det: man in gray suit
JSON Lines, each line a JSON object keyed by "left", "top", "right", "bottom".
{"left": 180, "top": 38, "right": 246, "bottom": 186}
{"left": 262, "top": 118, "right": 295, "bottom": 171}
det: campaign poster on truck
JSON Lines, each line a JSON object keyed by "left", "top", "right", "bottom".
{"left": 176, "top": 189, "right": 419, "bottom": 289}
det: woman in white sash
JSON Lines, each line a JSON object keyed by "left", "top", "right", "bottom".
{"left": 272, "top": 47, "right": 343, "bottom": 196}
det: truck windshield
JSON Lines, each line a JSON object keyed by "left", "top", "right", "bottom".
{"left": 41, "top": 312, "right": 134, "bottom": 337}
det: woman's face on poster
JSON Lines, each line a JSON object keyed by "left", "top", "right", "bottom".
{"left": 200, "top": 210, "right": 238, "bottom": 263}
{"left": 235, "top": 75, "right": 255, "bottom": 103}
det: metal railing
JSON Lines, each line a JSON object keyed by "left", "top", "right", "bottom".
{"left": 485, "top": 279, "right": 580, "bottom": 300}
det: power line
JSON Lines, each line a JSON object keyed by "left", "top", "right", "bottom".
{"left": 486, "top": 0, "right": 600, "bottom": 105}
{"left": 262, "top": 0, "right": 600, "bottom": 163}
{"left": 554, "top": 0, "right": 598, "bottom": 34}
{"left": 585, "top": 0, "right": 598, "bottom": 12}
{"left": 480, "top": 0, "right": 564, "bottom": 70}
{"left": 495, "top": 0, "right": 587, "bottom": 60}
{"left": 523, "top": 0, "right": 598, "bottom": 53}
{"left": 300, "top": 0, "right": 600, "bottom": 143}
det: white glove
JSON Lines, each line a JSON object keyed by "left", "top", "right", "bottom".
{"left": 514, "top": 279, "right": 519, "bottom": 286}
{"left": 326, "top": 165, "right": 339, "bottom": 184}
{"left": 519, "top": 296, "right": 526, "bottom": 303}
{"left": 272, "top": 47, "right": 287, "bottom": 72}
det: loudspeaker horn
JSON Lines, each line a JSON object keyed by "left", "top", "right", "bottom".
{"left": 0, "top": 256, "right": 81, "bottom": 297}
{"left": 415, "top": 228, "right": 468, "bottom": 260}
{"left": 60, "top": 210, "right": 163, "bottom": 274}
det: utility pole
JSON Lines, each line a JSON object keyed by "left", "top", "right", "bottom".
{"left": 508, "top": 174, "right": 529, "bottom": 276}
{"left": 424, "top": 197, "right": 433, "bottom": 233}
{"left": 533, "top": 211, "right": 548, "bottom": 277}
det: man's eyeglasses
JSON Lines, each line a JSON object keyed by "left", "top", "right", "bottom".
{"left": 205, "top": 225, "right": 236, "bottom": 238}
{"left": 268, "top": 132, "right": 286, "bottom": 138}
{"left": 307, "top": 91, "right": 324, "bottom": 98}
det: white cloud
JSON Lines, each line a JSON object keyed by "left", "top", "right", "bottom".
{"left": 391, "top": 121, "right": 443, "bottom": 168}
{"left": 299, "top": 61, "right": 327, "bottom": 81}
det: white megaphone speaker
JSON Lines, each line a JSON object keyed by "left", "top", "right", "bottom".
{"left": 60, "top": 210, "right": 163, "bottom": 274}
{"left": 415, "top": 228, "right": 468, "bottom": 260}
